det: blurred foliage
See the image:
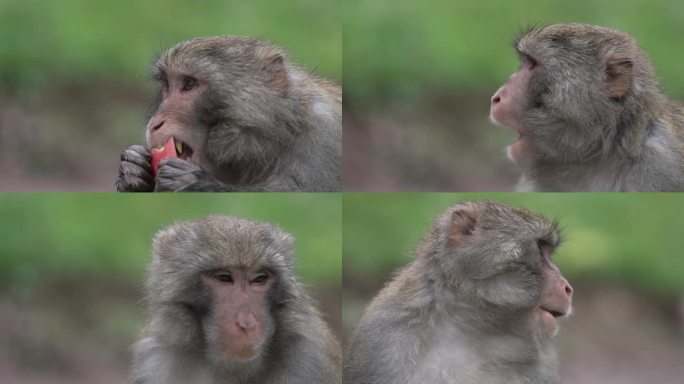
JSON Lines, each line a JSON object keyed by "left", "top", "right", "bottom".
{"left": 0, "top": 193, "right": 342, "bottom": 290}
{"left": 344, "top": 0, "right": 684, "bottom": 103}
{"left": 0, "top": 0, "right": 341, "bottom": 89}
{"left": 343, "top": 193, "right": 684, "bottom": 295}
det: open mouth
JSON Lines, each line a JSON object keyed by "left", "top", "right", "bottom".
{"left": 150, "top": 137, "right": 196, "bottom": 172}
{"left": 174, "top": 139, "right": 194, "bottom": 161}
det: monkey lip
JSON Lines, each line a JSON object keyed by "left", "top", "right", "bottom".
{"left": 153, "top": 137, "right": 194, "bottom": 161}
{"left": 537, "top": 307, "right": 567, "bottom": 334}
{"left": 230, "top": 348, "right": 259, "bottom": 361}
{"left": 152, "top": 136, "right": 194, "bottom": 161}
{"left": 539, "top": 306, "right": 566, "bottom": 318}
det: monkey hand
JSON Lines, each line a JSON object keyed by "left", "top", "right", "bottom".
{"left": 117, "top": 145, "right": 155, "bottom": 192}
{"left": 155, "top": 157, "right": 222, "bottom": 192}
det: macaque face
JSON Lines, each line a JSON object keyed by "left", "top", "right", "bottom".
{"left": 450, "top": 203, "right": 573, "bottom": 337}
{"left": 201, "top": 267, "right": 276, "bottom": 362}
{"left": 146, "top": 71, "right": 209, "bottom": 168}
{"left": 535, "top": 241, "right": 573, "bottom": 335}
{"left": 490, "top": 53, "right": 539, "bottom": 164}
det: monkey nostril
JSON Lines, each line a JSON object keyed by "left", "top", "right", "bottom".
{"left": 237, "top": 313, "right": 257, "bottom": 332}
{"left": 492, "top": 95, "right": 501, "bottom": 104}
{"left": 151, "top": 121, "right": 164, "bottom": 131}
{"left": 565, "top": 284, "right": 573, "bottom": 295}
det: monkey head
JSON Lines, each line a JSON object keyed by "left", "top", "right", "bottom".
{"left": 490, "top": 23, "right": 662, "bottom": 169}
{"left": 147, "top": 36, "right": 301, "bottom": 179}
{"left": 147, "top": 216, "right": 298, "bottom": 368}
{"left": 423, "top": 201, "right": 573, "bottom": 337}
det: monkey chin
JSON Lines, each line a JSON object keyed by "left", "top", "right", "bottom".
{"left": 490, "top": 114, "right": 528, "bottom": 167}
{"left": 215, "top": 343, "right": 262, "bottom": 364}
{"left": 208, "top": 344, "right": 264, "bottom": 376}
{"left": 506, "top": 135, "right": 531, "bottom": 168}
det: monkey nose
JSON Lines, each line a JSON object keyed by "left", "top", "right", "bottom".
{"left": 565, "top": 283, "right": 573, "bottom": 296}
{"left": 236, "top": 313, "right": 258, "bottom": 332}
{"left": 147, "top": 116, "right": 165, "bottom": 132}
{"left": 562, "top": 277, "right": 573, "bottom": 297}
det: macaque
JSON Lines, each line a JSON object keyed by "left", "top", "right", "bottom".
{"left": 117, "top": 36, "right": 341, "bottom": 192}
{"left": 491, "top": 23, "right": 684, "bottom": 191}
{"left": 132, "top": 216, "right": 341, "bottom": 383}
{"left": 344, "top": 201, "right": 573, "bottom": 384}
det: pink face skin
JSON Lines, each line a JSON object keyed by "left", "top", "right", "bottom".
{"left": 201, "top": 268, "right": 275, "bottom": 361}
{"left": 536, "top": 244, "right": 573, "bottom": 335}
{"left": 490, "top": 56, "right": 537, "bottom": 164}
{"left": 146, "top": 73, "right": 209, "bottom": 167}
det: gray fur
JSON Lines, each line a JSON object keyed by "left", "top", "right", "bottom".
{"left": 117, "top": 36, "right": 341, "bottom": 192}
{"left": 507, "top": 24, "right": 684, "bottom": 191}
{"left": 344, "top": 201, "right": 566, "bottom": 384}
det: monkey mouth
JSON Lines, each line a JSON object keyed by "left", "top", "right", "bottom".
{"left": 540, "top": 307, "right": 565, "bottom": 318}
{"left": 173, "top": 138, "right": 195, "bottom": 161}
{"left": 537, "top": 306, "right": 567, "bottom": 334}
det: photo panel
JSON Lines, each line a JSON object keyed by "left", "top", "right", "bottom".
{"left": 343, "top": 193, "right": 684, "bottom": 383}
{"left": 0, "top": 193, "right": 342, "bottom": 383}
{"left": 0, "top": 0, "right": 341, "bottom": 192}
{"left": 343, "top": 0, "right": 684, "bottom": 192}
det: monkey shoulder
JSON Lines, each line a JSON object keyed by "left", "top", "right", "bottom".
{"left": 285, "top": 131, "right": 341, "bottom": 192}
{"left": 633, "top": 117, "right": 684, "bottom": 191}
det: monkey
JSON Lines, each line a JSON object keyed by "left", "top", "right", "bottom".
{"left": 131, "top": 216, "right": 341, "bottom": 384}
{"left": 117, "top": 36, "right": 341, "bottom": 192}
{"left": 490, "top": 23, "right": 684, "bottom": 191}
{"left": 344, "top": 201, "right": 573, "bottom": 384}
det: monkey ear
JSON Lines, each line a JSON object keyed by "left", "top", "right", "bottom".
{"left": 604, "top": 56, "right": 633, "bottom": 99}
{"left": 448, "top": 209, "right": 477, "bottom": 246}
{"left": 261, "top": 52, "right": 289, "bottom": 96}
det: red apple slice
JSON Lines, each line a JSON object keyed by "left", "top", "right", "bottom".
{"left": 151, "top": 137, "right": 178, "bottom": 176}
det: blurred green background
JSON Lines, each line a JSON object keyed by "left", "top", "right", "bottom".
{"left": 0, "top": 0, "right": 341, "bottom": 191}
{"left": 0, "top": 193, "right": 341, "bottom": 384}
{"left": 343, "top": 193, "right": 684, "bottom": 384}
{"left": 343, "top": 0, "right": 684, "bottom": 191}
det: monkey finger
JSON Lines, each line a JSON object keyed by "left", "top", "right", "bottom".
{"left": 122, "top": 161, "right": 154, "bottom": 181}
{"left": 118, "top": 177, "right": 155, "bottom": 192}
{"left": 118, "top": 161, "right": 155, "bottom": 192}
{"left": 116, "top": 175, "right": 154, "bottom": 192}
{"left": 155, "top": 159, "right": 206, "bottom": 192}
{"left": 121, "top": 147, "right": 153, "bottom": 169}
{"left": 125, "top": 144, "right": 152, "bottom": 160}
{"left": 158, "top": 157, "right": 202, "bottom": 172}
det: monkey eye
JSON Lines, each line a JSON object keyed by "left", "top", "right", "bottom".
{"left": 213, "top": 270, "right": 233, "bottom": 283}
{"left": 181, "top": 76, "right": 197, "bottom": 92}
{"left": 522, "top": 54, "right": 538, "bottom": 70}
{"left": 536, "top": 239, "right": 551, "bottom": 260}
{"left": 250, "top": 270, "right": 269, "bottom": 285}
{"left": 161, "top": 78, "right": 169, "bottom": 94}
